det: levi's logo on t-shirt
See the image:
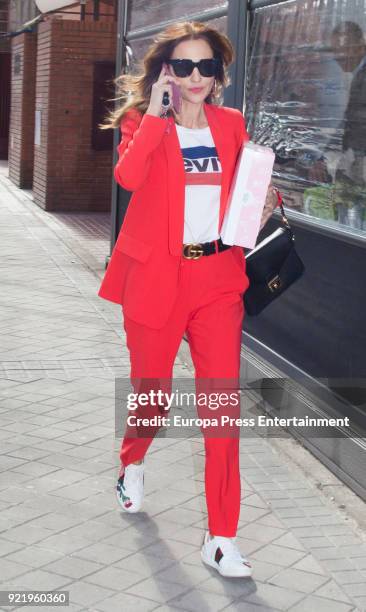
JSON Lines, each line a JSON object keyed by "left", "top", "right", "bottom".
{"left": 181, "top": 146, "right": 222, "bottom": 185}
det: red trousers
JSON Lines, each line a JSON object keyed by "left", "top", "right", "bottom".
{"left": 119, "top": 245, "right": 247, "bottom": 537}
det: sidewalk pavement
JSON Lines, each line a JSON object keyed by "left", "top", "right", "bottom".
{"left": 0, "top": 160, "right": 366, "bottom": 612}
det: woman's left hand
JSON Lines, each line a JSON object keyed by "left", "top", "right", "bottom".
{"left": 259, "top": 183, "right": 281, "bottom": 231}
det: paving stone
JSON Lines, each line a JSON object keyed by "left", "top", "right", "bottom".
{"left": 197, "top": 573, "right": 256, "bottom": 599}
{"left": 44, "top": 556, "right": 104, "bottom": 579}
{"left": 0, "top": 558, "right": 30, "bottom": 582}
{"left": 113, "top": 551, "right": 173, "bottom": 578}
{"left": 152, "top": 523, "right": 203, "bottom": 545}
{"left": 320, "top": 524, "right": 356, "bottom": 536}
{"left": 153, "top": 560, "right": 209, "bottom": 587}
{"left": 328, "top": 535, "right": 365, "bottom": 547}
{"left": 336, "top": 544, "right": 366, "bottom": 558}
{"left": 251, "top": 544, "right": 306, "bottom": 567}
{"left": 71, "top": 541, "right": 131, "bottom": 566}
{"left": 268, "top": 567, "right": 329, "bottom": 593}
{"left": 82, "top": 564, "right": 143, "bottom": 590}
{"left": 351, "top": 557, "right": 366, "bottom": 570}
{"left": 271, "top": 507, "right": 307, "bottom": 519}
{"left": 321, "top": 558, "right": 358, "bottom": 572}
{"left": 101, "top": 528, "right": 158, "bottom": 551}
{"left": 4, "top": 545, "right": 64, "bottom": 568}
{"left": 1, "top": 524, "right": 56, "bottom": 545}
{"left": 242, "top": 493, "right": 270, "bottom": 509}
{"left": 315, "top": 579, "right": 354, "bottom": 603}
{"left": 342, "top": 583, "right": 366, "bottom": 598}
{"left": 0, "top": 472, "right": 29, "bottom": 489}
{"left": 169, "top": 586, "right": 235, "bottom": 611}
{"left": 35, "top": 532, "right": 93, "bottom": 555}
{"left": 352, "top": 596, "right": 366, "bottom": 610}
{"left": 163, "top": 476, "right": 204, "bottom": 496}
{"left": 237, "top": 523, "right": 285, "bottom": 543}
{"left": 269, "top": 499, "right": 302, "bottom": 509}
{"left": 142, "top": 538, "right": 198, "bottom": 561}
{"left": 0, "top": 539, "right": 23, "bottom": 557}
{"left": 125, "top": 576, "right": 191, "bottom": 605}
{"left": 93, "top": 591, "right": 158, "bottom": 611}
{"left": 303, "top": 506, "right": 340, "bottom": 517}
{"left": 292, "top": 554, "right": 328, "bottom": 575}
{"left": 240, "top": 581, "right": 305, "bottom": 610}
{"left": 310, "top": 547, "right": 345, "bottom": 560}
{"left": 271, "top": 532, "right": 306, "bottom": 551}
{"left": 291, "top": 526, "right": 327, "bottom": 538}
{"left": 311, "top": 515, "right": 349, "bottom": 526}
{"left": 0, "top": 456, "right": 28, "bottom": 471}
{"left": 288, "top": 594, "right": 354, "bottom": 611}
{"left": 255, "top": 514, "right": 285, "bottom": 529}
{"left": 2, "top": 569, "right": 72, "bottom": 591}
{"left": 25, "top": 512, "right": 84, "bottom": 532}
{"left": 297, "top": 536, "right": 334, "bottom": 549}
{"left": 238, "top": 506, "right": 271, "bottom": 523}
{"left": 67, "top": 580, "right": 116, "bottom": 607}
{"left": 11, "top": 462, "right": 62, "bottom": 477}
{"left": 49, "top": 520, "right": 120, "bottom": 543}
{"left": 223, "top": 603, "right": 281, "bottom": 612}
{"left": 246, "top": 559, "right": 285, "bottom": 582}
{"left": 332, "top": 570, "right": 366, "bottom": 585}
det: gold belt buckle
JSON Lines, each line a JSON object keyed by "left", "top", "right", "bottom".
{"left": 268, "top": 274, "right": 282, "bottom": 292}
{"left": 183, "top": 243, "right": 204, "bottom": 260}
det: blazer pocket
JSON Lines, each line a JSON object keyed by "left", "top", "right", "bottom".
{"left": 115, "top": 231, "right": 153, "bottom": 263}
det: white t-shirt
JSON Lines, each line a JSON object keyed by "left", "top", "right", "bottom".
{"left": 176, "top": 124, "right": 222, "bottom": 244}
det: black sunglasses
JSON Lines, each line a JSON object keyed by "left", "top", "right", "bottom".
{"left": 166, "top": 58, "right": 220, "bottom": 78}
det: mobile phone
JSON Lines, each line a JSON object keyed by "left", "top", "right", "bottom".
{"left": 162, "top": 62, "right": 182, "bottom": 114}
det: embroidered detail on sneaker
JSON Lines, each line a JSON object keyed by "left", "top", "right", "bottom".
{"left": 215, "top": 547, "right": 224, "bottom": 564}
{"left": 117, "top": 476, "right": 131, "bottom": 505}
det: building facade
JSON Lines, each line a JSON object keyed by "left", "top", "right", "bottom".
{"left": 6, "top": 0, "right": 117, "bottom": 211}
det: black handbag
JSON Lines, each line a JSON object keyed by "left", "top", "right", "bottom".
{"left": 243, "top": 189, "right": 305, "bottom": 316}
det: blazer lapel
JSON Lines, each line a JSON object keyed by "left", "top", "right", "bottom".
{"left": 163, "top": 102, "right": 232, "bottom": 257}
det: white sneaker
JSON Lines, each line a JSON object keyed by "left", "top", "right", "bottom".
{"left": 201, "top": 530, "right": 253, "bottom": 578}
{"left": 116, "top": 460, "right": 144, "bottom": 513}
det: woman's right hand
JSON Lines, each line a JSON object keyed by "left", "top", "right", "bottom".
{"left": 146, "top": 65, "right": 180, "bottom": 117}
{"left": 259, "top": 183, "right": 281, "bottom": 231}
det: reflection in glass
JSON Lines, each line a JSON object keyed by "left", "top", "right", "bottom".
{"left": 128, "top": 0, "right": 228, "bottom": 31}
{"left": 245, "top": 0, "right": 366, "bottom": 236}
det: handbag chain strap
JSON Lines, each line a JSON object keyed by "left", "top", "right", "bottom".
{"left": 272, "top": 187, "right": 293, "bottom": 234}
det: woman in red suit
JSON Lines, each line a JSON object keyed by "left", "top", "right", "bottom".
{"left": 98, "top": 20, "right": 276, "bottom": 579}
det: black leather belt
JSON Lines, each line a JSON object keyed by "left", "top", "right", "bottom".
{"left": 182, "top": 237, "right": 232, "bottom": 260}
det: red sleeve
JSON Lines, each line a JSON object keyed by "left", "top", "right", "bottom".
{"left": 114, "top": 110, "right": 168, "bottom": 191}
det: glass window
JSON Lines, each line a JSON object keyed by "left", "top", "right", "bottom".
{"left": 128, "top": 0, "right": 228, "bottom": 31}
{"left": 245, "top": 0, "right": 366, "bottom": 237}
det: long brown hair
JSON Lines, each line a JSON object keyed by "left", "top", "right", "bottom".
{"left": 99, "top": 21, "right": 235, "bottom": 130}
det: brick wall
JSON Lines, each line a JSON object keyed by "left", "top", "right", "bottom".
{"left": 8, "top": 32, "right": 37, "bottom": 186}
{"left": 33, "top": 18, "right": 116, "bottom": 211}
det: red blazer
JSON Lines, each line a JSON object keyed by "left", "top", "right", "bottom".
{"left": 98, "top": 101, "right": 250, "bottom": 329}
